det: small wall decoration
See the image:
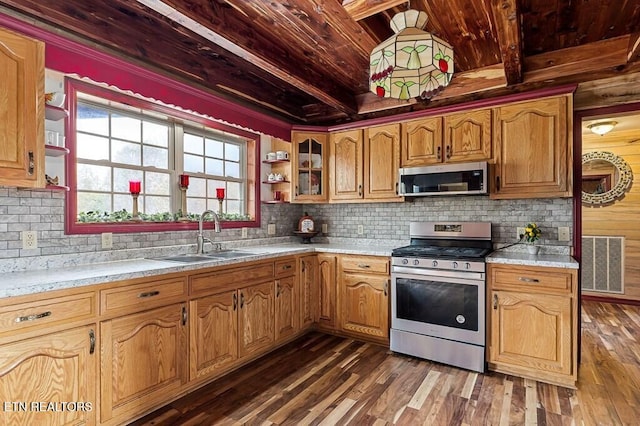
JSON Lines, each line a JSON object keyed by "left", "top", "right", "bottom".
{"left": 582, "top": 151, "right": 633, "bottom": 206}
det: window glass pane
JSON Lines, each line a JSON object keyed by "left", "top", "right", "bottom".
{"left": 187, "top": 198, "right": 206, "bottom": 214}
{"left": 143, "top": 122, "right": 169, "bottom": 147}
{"left": 77, "top": 104, "right": 109, "bottom": 135}
{"left": 225, "top": 161, "right": 240, "bottom": 178}
{"left": 112, "top": 140, "right": 141, "bottom": 166}
{"left": 145, "top": 172, "right": 170, "bottom": 195}
{"left": 143, "top": 145, "right": 168, "bottom": 169}
{"left": 145, "top": 196, "right": 170, "bottom": 214}
{"left": 77, "top": 134, "right": 109, "bottom": 161}
{"left": 184, "top": 133, "right": 203, "bottom": 154}
{"left": 184, "top": 154, "right": 203, "bottom": 173}
{"left": 226, "top": 200, "right": 240, "bottom": 215}
{"left": 114, "top": 168, "right": 143, "bottom": 193}
{"left": 206, "top": 158, "right": 224, "bottom": 176}
{"left": 227, "top": 181, "right": 241, "bottom": 199}
{"left": 189, "top": 177, "right": 207, "bottom": 197}
{"left": 205, "top": 139, "right": 224, "bottom": 158}
{"left": 207, "top": 180, "right": 226, "bottom": 198}
{"left": 114, "top": 194, "right": 131, "bottom": 212}
{"left": 77, "top": 164, "right": 111, "bottom": 191}
{"left": 78, "top": 192, "right": 111, "bottom": 213}
{"left": 226, "top": 143, "right": 240, "bottom": 161}
{"left": 112, "top": 114, "right": 141, "bottom": 142}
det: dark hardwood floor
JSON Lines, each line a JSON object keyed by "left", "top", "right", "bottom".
{"left": 131, "top": 300, "right": 640, "bottom": 425}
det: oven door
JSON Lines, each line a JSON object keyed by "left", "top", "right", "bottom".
{"left": 391, "top": 266, "right": 485, "bottom": 346}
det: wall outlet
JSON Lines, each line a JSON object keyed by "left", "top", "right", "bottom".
{"left": 558, "top": 226, "right": 570, "bottom": 241}
{"left": 101, "top": 232, "right": 113, "bottom": 249}
{"left": 357, "top": 224, "right": 364, "bottom": 235}
{"left": 267, "top": 224, "right": 276, "bottom": 235}
{"left": 241, "top": 227, "right": 248, "bottom": 238}
{"left": 322, "top": 223, "right": 328, "bottom": 234}
{"left": 22, "top": 231, "right": 37, "bottom": 249}
{"left": 516, "top": 227, "right": 525, "bottom": 240}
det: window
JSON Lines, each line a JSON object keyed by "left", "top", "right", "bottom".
{"left": 66, "top": 79, "right": 259, "bottom": 234}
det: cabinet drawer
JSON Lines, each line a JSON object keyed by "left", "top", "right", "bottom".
{"left": 341, "top": 255, "right": 389, "bottom": 274}
{"left": 491, "top": 266, "right": 573, "bottom": 294}
{"left": 274, "top": 258, "right": 296, "bottom": 278}
{"left": 101, "top": 277, "right": 187, "bottom": 316}
{"left": 0, "top": 292, "right": 96, "bottom": 336}
{"left": 191, "top": 262, "right": 274, "bottom": 297}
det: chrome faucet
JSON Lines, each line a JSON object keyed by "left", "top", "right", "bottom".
{"left": 197, "top": 209, "right": 221, "bottom": 254}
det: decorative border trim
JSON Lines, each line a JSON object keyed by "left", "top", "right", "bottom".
{"left": 582, "top": 151, "right": 633, "bottom": 206}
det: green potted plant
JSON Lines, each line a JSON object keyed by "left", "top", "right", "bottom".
{"left": 520, "top": 222, "right": 542, "bottom": 254}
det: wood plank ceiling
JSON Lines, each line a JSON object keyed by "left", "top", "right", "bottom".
{"left": 1, "top": 0, "right": 640, "bottom": 125}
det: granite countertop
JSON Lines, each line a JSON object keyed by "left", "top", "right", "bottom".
{"left": 0, "top": 239, "right": 402, "bottom": 299}
{"left": 487, "top": 250, "right": 579, "bottom": 269}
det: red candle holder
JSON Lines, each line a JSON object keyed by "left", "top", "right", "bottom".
{"left": 129, "top": 180, "right": 141, "bottom": 194}
{"left": 216, "top": 187, "right": 225, "bottom": 216}
{"left": 179, "top": 174, "right": 189, "bottom": 189}
{"left": 129, "top": 180, "right": 142, "bottom": 221}
{"left": 178, "top": 175, "right": 189, "bottom": 221}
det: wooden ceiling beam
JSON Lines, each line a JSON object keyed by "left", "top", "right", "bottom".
{"left": 628, "top": 33, "right": 640, "bottom": 63}
{"left": 342, "top": 0, "right": 408, "bottom": 21}
{"left": 490, "top": 0, "right": 523, "bottom": 86}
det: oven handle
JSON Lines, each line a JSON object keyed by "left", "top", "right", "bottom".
{"left": 392, "top": 266, "right": 485, "bottom": 283}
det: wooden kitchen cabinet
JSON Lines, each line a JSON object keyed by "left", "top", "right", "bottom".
{"left": 291, "top": 131, "right": 328, "bottom": 203}
{"left": 491, "top": 95, "right": 572, "bottom": 199}
{"left": 0, "top": 325, "right": 97, "bottom": 426}
{"left": 317, "top": 253, "right": 337, "bottom": 331}
{"left": 275, "top": 275, "right": 298, "bottom": 341}
{"left": 238, "top": 280, "right": 275, "bottom": 357}
{"left": 100, "top": 303, "right": 188, "bottom": 424}
{"left": 329, "top": 129, "right": 363, "bottom": 200}
{"left": 400, "top": 109, "right": 492, "bottom": 167}
{"left": 487, "top": 263, "right": 578, "bottom": 388}
{"left": 299, "top": 254, "right": 317, "bottom": 328}
{"left": 339, "top": 255, "right": 390, "bottom": 343}
{"left": 189, "top": 290, "right": 238, "bottom": 381}
{"left": 0, "top": 26, "right": 45, "bottom": 188}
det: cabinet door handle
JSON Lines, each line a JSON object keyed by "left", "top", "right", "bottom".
{"left": 518, "top": 277, "right": 540, "bottom": 283}
{"left": 357, "top": 264, "right": 371, "bottom": 269}
{"left": 446, "top": 145, "right": 451, "bottom": 159}
{"left": 15, "top": 311, "right": 51, "bottom": 323}
{"left": 301, "top": 261, "right": 306, "bottom": 272}
{"left": 493, "top": 294, "right": 498, "bottom": 310}
{"left": 282, "top": 264, "right": 292, "bottom": 270}
{"left": 182, "top": 306, "right": 187, "bottom": 325}
{"left": 28, "top": 151, "right": 35, "bottom": 175}
{"left": 358, "top": 184, "right": 363, "bottom": 197}
{"left": 436, "top": 146, "right": 441, "bottom": 160}
{"left": 276, "top": 281, "right": 280, "bottom": 297}
{"left": 89, "top": 329, "right": 96, "bottom": 355}
{"left": 240, "top": 293, "right": 245, "bottom": 309}
{"left": 395, "top": 182, "right": 398, "bottom": 195}
{"left": 295, "top": 185, "right": 299, "bottom": 196}
{"left": 384, "top": 280, "right": 389, "bottom": 296}
{"left": 138, "top": 290, "right": 160, "bottom": 298}
{"left": 233, "top": 293, "right": 237, "bottom": 310}
{"left": 496, "top": 176, "right": 500, "bottom": 191}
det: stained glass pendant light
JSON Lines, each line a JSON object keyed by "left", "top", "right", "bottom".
{"left": 369, "top": 9, "right": 454, "bottom": 100}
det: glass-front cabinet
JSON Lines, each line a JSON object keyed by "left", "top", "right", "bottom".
{"left": 291, "top": 131, "right": 328, "bottom": 202}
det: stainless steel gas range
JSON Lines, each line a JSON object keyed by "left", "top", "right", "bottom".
{"left": 390, "top": 221, "right": 493, "bottom": 373}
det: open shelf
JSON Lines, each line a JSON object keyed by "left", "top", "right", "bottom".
{"left": 45, "top": 105, "right": 68, "bottom": 121}
{"left": 45, "top": 184, "right": 70, "bottom": 192}
{"left": 262, "top": 159, "right": 290, "bottom": 164}
{"left": 262, "top": 200, "right": 289, "bottom": 204}
{"left": 44, "top": 144, "right": 69, "bottom": 157}
{"left": 262, "top": 180, "right": 289, "bottom": 184}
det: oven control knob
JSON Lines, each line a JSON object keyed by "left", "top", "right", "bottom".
{"left": 432, "top": 260, "right": 438, "bottom": 267}
{"left": 413, "top": 259, "right": 419, "bottom": 266}
{"left": 402, "top": 258, "right": 408, "bottom": 265}
{"left": 452, "top": 261, "right": 458, "bottom": 269}
{"left": 465, "top": 262, "right": 471, "bottom": 270}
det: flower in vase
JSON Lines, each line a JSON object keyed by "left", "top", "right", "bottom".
{"left": 520, "top": 222, "right": 541, "bottom": 243}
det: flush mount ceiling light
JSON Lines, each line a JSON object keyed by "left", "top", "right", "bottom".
{"left": 369, "top": 9, "right": 454, "bottom": 101}
{"left": 587, "top": 121, "right": 618, "bottom": 136}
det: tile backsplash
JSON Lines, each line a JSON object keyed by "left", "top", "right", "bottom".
{"left": 0, "top": 187, "right": 572, "bottom": 260}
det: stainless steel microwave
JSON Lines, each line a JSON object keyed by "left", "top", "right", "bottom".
{"left": 398, "top": 162, "right": 488, "bottom": 196}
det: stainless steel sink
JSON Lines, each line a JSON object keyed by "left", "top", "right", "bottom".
{"left": 205, "top": 250, "right": 256, "bottom": 259}
{"left": 150, "top": 255, "right": 216, "bottom": 263}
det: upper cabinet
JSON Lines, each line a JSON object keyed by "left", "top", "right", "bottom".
{"left": 401, "top": 109, "right": 492, "bottom": 167}
{"left": 329, "top": 124, "right": 401, "bottom": 202}
{"left": 492, "top": 95, "right": 572, "bottom": 199}
{"left": 0, "top": 27, "right": 45, "bottom": 188}
{"left": 291, "top": 131, "right": 328, "bottom": 203}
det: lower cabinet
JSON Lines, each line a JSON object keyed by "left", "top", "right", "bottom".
{"left": 189, "top": 290, "right": 238, "bottom": 381}
{"left": 239, "top": 281, "right": 275, "bottom": 357}
{"left": 275, "top": 275, "right": 298, "bottom": 341}
{"left": 339, "top": 255, "right": 390, "bottom": 343}
{"left": 487, "top": 263, "right": 577, "bottom": 388}
{"left": 100, "top": 303, "right": 188, "bottom": 424}
{"left": 299, "top": 255, "right": 318, "bottom": 328}
{"left": 0, "top": 325, "right": 97, "bottom": 426}
{"left": 317, "top": 253, "right": 337, "bottom": 330}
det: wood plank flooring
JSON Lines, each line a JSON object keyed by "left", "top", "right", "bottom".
{"left": 131, "top": 300, "right": 640, "bottom": 425}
